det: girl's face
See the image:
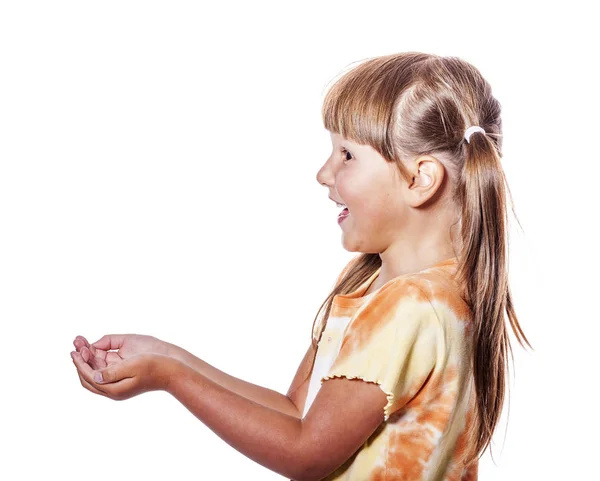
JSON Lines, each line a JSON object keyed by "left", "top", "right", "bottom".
{"left": 316, "top": 132, "right": 410, "bottom": 253}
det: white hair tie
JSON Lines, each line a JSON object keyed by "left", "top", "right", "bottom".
{"left": 464, "top": 125, "right": 486, "bottom": 143}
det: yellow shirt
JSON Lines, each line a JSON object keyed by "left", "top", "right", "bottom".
{"left": 304, "top": 257, "right": 478, "bottom": 480}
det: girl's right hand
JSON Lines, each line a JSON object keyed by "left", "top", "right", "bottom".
{"left": 73, "top": 334, "right": 172, "bottom": 371}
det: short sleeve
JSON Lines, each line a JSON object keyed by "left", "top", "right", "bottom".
{"left": 321, "top": 280, "right": 441, "bottom": 422}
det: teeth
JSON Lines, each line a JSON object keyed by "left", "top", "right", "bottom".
{"left": 336, "top": 203, "right": 346, "bottom": 208}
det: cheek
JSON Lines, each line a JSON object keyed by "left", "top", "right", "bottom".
{"left": 338, "top": 173, "right": 399, "bottom": 220}
{"left": 337, "top": 174, "right": 371, "bottom": 207}
{"left": 356, "top": 192, "right": 403, "bottom": 229}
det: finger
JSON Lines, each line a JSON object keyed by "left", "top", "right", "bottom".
{"left": 80, "top": 337, "right": 107, "bottom": 361}
{"left": 81, "top": 347, "right": 108, "bottom": 370}
{"left": 76, "top": 350, "right": 134, "bottom": 386}
{"left": 73, "top": 360, "right": 108, "bottom": 397}
{"left": 90, "top": 346, "right": 108, "bottom": 363}
{"left": 89, "top": 349, "right": 108, "bottom": 371}
{"left": 91, "top": 334, "right": 126, "bottom": 351}
{"left": 73, "top": 336, "right": 89, "bottom": 352}
{"left": 75, "top": 338, "right": 99, "bottom": 362}
{"left": 70, "top": 350, "right": 113, "bottom": 391}
{"left": 71, "top": 351, "right": 107, "bottom": 396}
{"left": 106, "top": 352, "right": 122, "bottom": 365}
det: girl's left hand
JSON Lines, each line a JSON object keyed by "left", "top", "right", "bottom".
{"left": 70, "top": 350, "right": 175, "bottom": 400}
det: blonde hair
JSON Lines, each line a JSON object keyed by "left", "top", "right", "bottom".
{"left": 309, "top": 52, "right": 532, "bottom": 466}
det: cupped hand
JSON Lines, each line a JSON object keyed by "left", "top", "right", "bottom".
{"left": 71, "top": 350, "right": 176, "bottom": 400}
{"left": 73, "top": 334, "right": 171, "bottom": 371}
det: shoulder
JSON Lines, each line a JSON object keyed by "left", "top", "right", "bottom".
{"left": 353, "top": 270, "right": 472, "bottom": 340}
{"left": 402, "top": 269, "right": 472, "bottom": 329}
{"left": 343, "top": 278, "right": 441, "bottom": 349}
{"left": 400, "top": 271, "right": 474, "bottom": 365}
{"left": 357, "top": 275, "right": 436, "bottom": 320}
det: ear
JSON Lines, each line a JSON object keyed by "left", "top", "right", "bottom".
{"left": 406, "top": 155, "right": 445, "bottom": 207}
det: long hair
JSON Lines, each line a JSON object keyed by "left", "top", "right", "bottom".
{"left": 308, "top": 52, "right": 532, "bottom": 466}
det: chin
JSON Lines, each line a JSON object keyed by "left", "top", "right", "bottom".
{"left": 341, "top": 235, "right": 366, "bottom": 253}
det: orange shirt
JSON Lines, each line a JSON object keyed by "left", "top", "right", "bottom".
{"left": 303, "top": 257, "right": 478, "bottom": 480}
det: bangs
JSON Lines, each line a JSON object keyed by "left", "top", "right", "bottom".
{"left": 321, "top": 54, "right": 425, "bottom": 163}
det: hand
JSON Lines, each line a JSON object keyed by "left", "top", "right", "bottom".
{"left": 73, "top": 334, "right": 171, "bottom": 371}
{"left": 70, "top": 350, "right": 176, "bottom": 400}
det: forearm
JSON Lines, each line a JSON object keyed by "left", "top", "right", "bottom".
{"left": 165, "top": 342, "right": 300, "bottom": 418}
{"left": 166, "top": 360, "right": 310, "bottom": 481}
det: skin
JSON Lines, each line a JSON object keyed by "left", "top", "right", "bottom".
{"left": 71, "top": 336, "right": 385, "bottom": 481}
{"left": 70, "top": 131, "right": 461, "bottom": 480}
{"left": 316, "top": 131, "right": 461, "bottom": 292}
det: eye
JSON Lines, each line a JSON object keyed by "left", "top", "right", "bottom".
{"left": 341, "top": 148, "right": 353, "bottom": 163}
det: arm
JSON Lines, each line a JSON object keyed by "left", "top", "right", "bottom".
{"left": 71, "top": 343, "right": 387, "bottom": 481}
{"left": 165, "top": 341, "right": 316, "bottom": 419}
{"left": 165, "top": 359, "right": 387, "bottom": 481}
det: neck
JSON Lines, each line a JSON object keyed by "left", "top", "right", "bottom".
{"left": 376, "top": 215, "right": 461, "bottom": 281}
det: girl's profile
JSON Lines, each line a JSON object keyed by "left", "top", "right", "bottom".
{"left": 70, "top": 51, "right": 531, "bottom": 481}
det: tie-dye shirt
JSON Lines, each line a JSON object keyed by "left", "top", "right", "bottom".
{"left": 303, "top": 256, "right": 478, "bottom": 481}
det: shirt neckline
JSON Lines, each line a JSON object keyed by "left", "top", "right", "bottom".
{"left": 332, "top": 256, "right": 458, "bottom": 307}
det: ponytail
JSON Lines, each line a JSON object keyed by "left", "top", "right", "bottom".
{"left": 456, "top": 129, "right": 532, "bottom": 465}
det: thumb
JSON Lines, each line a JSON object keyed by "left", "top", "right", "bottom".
{"left": 94, "top": 365, "right": 118, "bottom": 384}
{"left": 92, "top": 334, "right": 125, "bottom": 351}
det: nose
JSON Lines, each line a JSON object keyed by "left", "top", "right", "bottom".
{"left": 316, "top": 159, "right": 333, "bottom": 188}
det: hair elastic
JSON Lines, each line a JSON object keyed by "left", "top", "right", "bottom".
{"left": 464, "top": 125, "right": 486, "bottom": 143}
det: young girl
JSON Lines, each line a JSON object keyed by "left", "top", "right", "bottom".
{"left": 70, "top": 51, "right": 531, "bottom": 481}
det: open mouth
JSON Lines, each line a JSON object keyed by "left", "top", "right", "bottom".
{"left": 338, "top": 207, "right": 350, "bottom": 223}
{"left": 331, "top": 198, "right": 349, "bottom": 222}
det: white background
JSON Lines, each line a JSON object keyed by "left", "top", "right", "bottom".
{"left": 1, "top": 1, "right": 598, "bottom": 479}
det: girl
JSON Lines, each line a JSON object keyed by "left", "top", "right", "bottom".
{"left": 71, "top": 52, "right": 531, "bottom": 481}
